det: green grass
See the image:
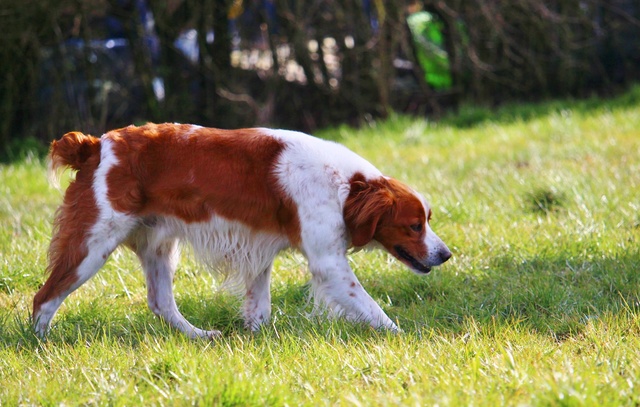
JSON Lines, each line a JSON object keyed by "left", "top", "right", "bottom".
{"left": 2, "top": 88, "right": 640, "bottom": 405}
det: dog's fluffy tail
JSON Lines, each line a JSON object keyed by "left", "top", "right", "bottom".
{"left": 48, "top": 131, "right": 101, "bottom": 187}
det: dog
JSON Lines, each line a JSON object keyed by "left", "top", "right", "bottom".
{"left": 33, "top": 123, "right": 451, "bottom": 338}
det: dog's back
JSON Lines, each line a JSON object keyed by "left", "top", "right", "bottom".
{"left": 100, "top": 124, "right": 299, "bottom": 238}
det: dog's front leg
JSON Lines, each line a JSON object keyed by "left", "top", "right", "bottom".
{"left": 306, "top": 253, "right": 398, "bottom": 331}
{"left": 293, "top": 198, "right": 398, "bottom": 330}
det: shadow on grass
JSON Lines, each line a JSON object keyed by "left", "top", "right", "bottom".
{"left": 0, "top": 284, "right": 385, "bottom": 350}
{"left": 366, "top": 247, "right": 640, "bottom": 341}
{"left": 3, "top": 246, "right": 638, "bottom": 348}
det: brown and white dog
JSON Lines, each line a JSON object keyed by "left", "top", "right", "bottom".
{"left": 33, "top": 123, "right": 451, "bottom": 338}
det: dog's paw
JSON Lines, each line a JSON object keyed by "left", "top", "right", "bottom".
{"left": 205, "top": 330, "right": 222, "bottom": 340}
{"left": 187, "top": 327, "right": 222, "bottom": 340}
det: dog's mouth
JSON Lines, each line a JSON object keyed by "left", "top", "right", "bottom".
{"left": 394, "top": 245, "right": 431, "bottom": 274}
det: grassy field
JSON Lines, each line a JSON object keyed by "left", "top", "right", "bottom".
{"left": 1, "top": 89, "right": 640, "bottom": 405}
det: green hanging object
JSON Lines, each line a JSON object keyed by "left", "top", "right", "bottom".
{"left": 407, "top": 11, "right": 452, "bottom": 90}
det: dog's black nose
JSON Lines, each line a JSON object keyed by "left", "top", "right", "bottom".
{"left": 439, "top": 248, "right": 452, "bottom": 263}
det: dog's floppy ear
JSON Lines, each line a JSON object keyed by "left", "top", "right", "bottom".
{"left": 344, "top": 176, "right": 394, "bottom": 247}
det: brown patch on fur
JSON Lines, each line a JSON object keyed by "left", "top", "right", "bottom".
{"left": 33, "top": 133, "right": 101, "bottom": 316}
{"left": 104, "top": 123, "right": 301, "bottom": 246}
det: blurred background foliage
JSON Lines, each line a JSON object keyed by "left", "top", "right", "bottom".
{"left": 1, "top": 0, "right": 639, "bottom": 159}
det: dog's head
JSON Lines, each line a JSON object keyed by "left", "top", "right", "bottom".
{"left": 344, "top": 174, "right": 451, "bottom": 273}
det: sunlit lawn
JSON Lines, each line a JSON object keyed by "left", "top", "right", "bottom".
{"left": 1, "top": 88, "right": 640, "bottom": 405}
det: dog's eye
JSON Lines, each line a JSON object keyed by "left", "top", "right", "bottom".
{"left": 410, "top": 223, "right": 423, "bottom": 232}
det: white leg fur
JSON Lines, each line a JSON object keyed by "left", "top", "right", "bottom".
{"left": 243, "top": 265, "right": 272, "bottom": 331}
{"left": 298, "top": 210, "right": 397, "bottom": 331}
{"left": 306, "top": 253, "right": 398, "bottom": 331}
{"left": 134, "top": 235, "right": 221, "bottom": 339}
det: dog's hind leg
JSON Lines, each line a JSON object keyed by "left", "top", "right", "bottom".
{"left": 243, "top": 263, "right": 273, "bottom": 331}
{"left": 33, "top": 202, "right": 135, "bottom": 337}
{"left": 135, "top": 237, "right": 221, "bottom": 339}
